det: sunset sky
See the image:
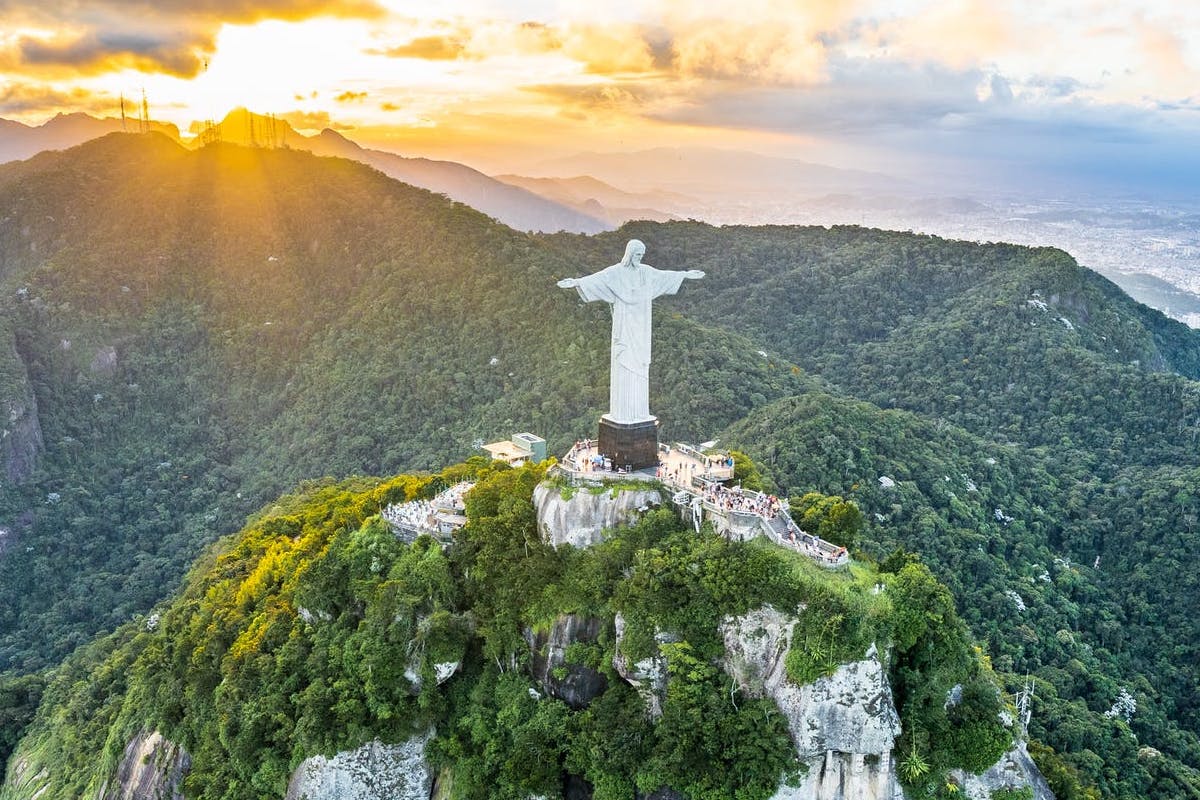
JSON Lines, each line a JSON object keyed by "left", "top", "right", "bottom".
{"left": 0, "top": 1, "right": 1197, "bottom": 186}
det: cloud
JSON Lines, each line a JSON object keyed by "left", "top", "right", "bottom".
{"left": 525, "top": 80, "right": 667, "bottom": 114}
{"left": 656, "top": 0, "right": 857, "bottom": 85}
{"left": 1133, "top": 16, "right": 1200, "bottom": 99}
{"left": 0, "top": 81, "right": 115, "bottom": 114}
{"left": 280, "top": 109, "right": 335, "bottom": 130}
{"left": 0, "top": 0, "right": 384, "bottom": 78}
{"left": 867, "top": 0, "right": 1018, "bottom": 70}
{"left": 366, "top": 7, "right": 845, "bottom": 82}
{"left": 334, "top": 90, "right": 368, "bottom": 103}
{"left": 650, "top": 57, "right": 986, "bottom": 135}
{"left": 13, "top": 27, "right": 205, "bottom": 77}
{"left": 371, "top": 34, "right": 470, "bottom": 60}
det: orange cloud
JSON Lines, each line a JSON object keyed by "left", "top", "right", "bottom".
{"left": 1134, "top": 16, "right": 1200, "bottom": 98}
{"left": 279, "top": 109, "right": 350, "bottom": 130}
{"left": 868, "top": 0, "right": 1018, "bottom": 70}
{"left": 0, "top": 81, "right": 116, "bottom": 115}
{"left": 371, "top": 34, "right": 470, "bottom": 60}
{"left": 559, "top": 24, "right": 659, "bottom": 75}
{"left": 335, "top": 90, "right": 368, "bottom": 102}
{"left": 0, "top": 0, "right": 384, "bottom": 79}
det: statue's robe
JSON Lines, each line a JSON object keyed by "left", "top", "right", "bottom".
{"left": 573, "top": 263, "right": 688, "bottom": 423}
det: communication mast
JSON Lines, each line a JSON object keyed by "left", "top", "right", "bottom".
{"left": 119, "top": 94, "right": 127, "bottom": 132}
{"left": 198, "top": 59, "right": 220, "bottom": 145}
{"left": 139, "top": 89, "right": 149, "bottom": 134}
{"left": 1015, "top": 676, "right": 1035, "bottom": 732}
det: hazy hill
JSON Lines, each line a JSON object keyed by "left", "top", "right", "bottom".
{"left": 492, "top": 173, "right": 685, "bottom": 225}
{"left": 530, "top": 146, "right": 907, "bottom": 198}
{"left": 1, "top": 133, "right": 1199, "bottom": 797}
{"left": 0, "top": 113, "right": 180, "bottom": 164}
{"left": 0, "top": 109, "right": 608, "bottom": 234}
{"left": 213, "top": 108, "right": 609, "bottom": 234}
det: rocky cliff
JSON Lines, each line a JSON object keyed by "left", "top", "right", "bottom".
{"left": 284, "top": 732, "right": 434, "bottom": 800}
{"left": 98, "top": 730, "right": 190, "bottom": 800}
{"left": 533, "top": 482, "right": 662, "bottom": 548}
{"left": 950, "top": 742, "right": 1056, "bottom": 800}
{"left": 525, "top": 613, "right": 608, "bottom": 709}
{"left": 722, "top": 605, "right": 902, "bottom": 800}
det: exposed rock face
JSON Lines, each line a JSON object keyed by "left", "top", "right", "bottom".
{"left": 612, "top": 613, "right": 672, "bottom": 718}
{"left": 285, "top": 732, "right": 433, "bottom": 800}
{"left": 951, "top": 742, "right": 1056, "bottom": 800}
{"left": 89, "top": 344, "right": 118, "bottom": 375}
{"left": 402, "top": 660, "right": 461, "bottom": 693}
{"left": 526, "top": 614, "right": 608, "bottom": 709}
{"left": 0, "top": 339, "right": 42, "bottom": 485}
{"left": 98, "top": 730, "right": 190, "bottom": 800}
{"left": 721, "top": 606, "right": 901, "bottom": 800}
{"left": 534, "top": 482, "right": 662, "bottom": 549}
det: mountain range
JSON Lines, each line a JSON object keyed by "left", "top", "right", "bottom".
{"left": 0, "top": 109, "right": 609, "bottom": 235}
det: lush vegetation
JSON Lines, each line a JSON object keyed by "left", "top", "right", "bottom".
{"left": 2, "top": 135, "right": 1200, "bottom": 796}
{"left": 726, "top": 393, "right": 1200, "bottom": 798}
{"left": 0, "top": 135, "right": 809, "bottom": 676}
{"left": 2, "top": 463, "right": 1006, "bottom": 800}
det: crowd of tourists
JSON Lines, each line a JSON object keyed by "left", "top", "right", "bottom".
{"left": 381, "top": 482, "right": 473, "bottom": 536}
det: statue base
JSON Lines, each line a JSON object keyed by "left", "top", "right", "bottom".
{"left": 598, "top": 416, "right": 659, "bottom": 471}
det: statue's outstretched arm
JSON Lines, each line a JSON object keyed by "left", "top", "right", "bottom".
{"left": 557, "top": 278, "right": 578, "bottom": 289}
{"left": 685, "top": 270, "right": 705, "bottom": 279}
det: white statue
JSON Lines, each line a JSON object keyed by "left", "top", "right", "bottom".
{"left": 558, "top": 239, "right": 704, "bottom": 424}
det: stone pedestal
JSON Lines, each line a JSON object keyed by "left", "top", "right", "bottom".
{"left": 598, "top": 416, "right": 659, "bottom": 471}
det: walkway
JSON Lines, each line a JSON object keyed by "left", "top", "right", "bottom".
{"left": 382, "top": 481, "right": 473, "bottom": 543}
{"left": 554, "top": 439, "right": 849, "bottom": 568}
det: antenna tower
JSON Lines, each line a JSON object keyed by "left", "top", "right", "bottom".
{"left": 1015, "top": 676, "right": 1035, "bottom": 732}
{"left": 139, "top": 89, "right": 149, "bottom": 134}
{"left": 119, "top": 94, "right": 127, "bottom": 132}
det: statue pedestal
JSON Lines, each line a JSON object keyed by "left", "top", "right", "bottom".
{"left": 598, "top": 416, "right": 659, "bottom": 471}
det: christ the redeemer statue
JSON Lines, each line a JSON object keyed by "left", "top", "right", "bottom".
{"left": 558, "top": 240, "right": 703, "bottom": 467}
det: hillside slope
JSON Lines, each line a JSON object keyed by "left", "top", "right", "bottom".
{"left": 2, "top": 463, "right": 1020, "bottom": 800}
{"left": 0, "top": 134, "right": 807, "bottom": 672}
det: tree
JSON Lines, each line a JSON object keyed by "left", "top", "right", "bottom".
{"left": 790, "top": 492, "right": 864, "bottom": 550}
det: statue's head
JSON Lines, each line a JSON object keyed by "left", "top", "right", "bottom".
{"left": 621, "top": 239, "right": 646, "bottom": 268}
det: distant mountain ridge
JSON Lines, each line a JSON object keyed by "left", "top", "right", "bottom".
{"left": 530, "top": 146, "right": 908, "bottom": 198}
{"left": 492, "top": 173, "right": 687, "bottom": 225}
{"left": 0, "top": 112, "right": 180, "bottom": 164}
{"left": 0, "top": 108, "right": 608, "bottom": 235}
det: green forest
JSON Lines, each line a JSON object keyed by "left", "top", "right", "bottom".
{"left": 0, "top": 133, "right": 1199, "bottom": 797}
{"left": 2, "top": 461, "right": 1012, "bottom": 800}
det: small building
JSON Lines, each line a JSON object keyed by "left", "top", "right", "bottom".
{"left": 482, "top": 432, "right": 547, "bottom": 465}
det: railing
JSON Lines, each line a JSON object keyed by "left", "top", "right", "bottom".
{"left": 674, "top": 484, "right": 849, "bottom": 568}
{"left": 555, "top": 442, "right": 848, "bottom": 568}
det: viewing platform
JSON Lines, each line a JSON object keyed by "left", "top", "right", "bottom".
{"left": 551, "top": 439, "right": 849, "bottom": 568}
{"left": 382, "top": 481, "right": 473, "bottom": 543}
{"left": 382, "top": 439, "right": 849, "bottom": 568}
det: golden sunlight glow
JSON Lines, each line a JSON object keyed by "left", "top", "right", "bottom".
{"left": 0, "top": 1, "right": 1196, "bottom": 171}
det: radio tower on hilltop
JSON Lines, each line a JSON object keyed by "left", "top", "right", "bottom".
{"left": 198, "top": 59, "right": 221, "bottom": 145}
{"left": 119, "top": 94, "right": 127, "bottom": 132}
{"left": 139, "top": 89, "right": 150, "bottom": 134}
